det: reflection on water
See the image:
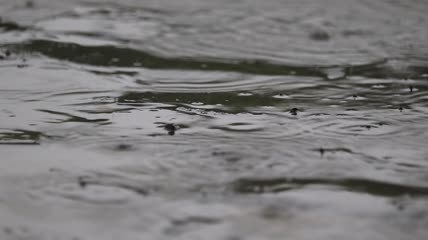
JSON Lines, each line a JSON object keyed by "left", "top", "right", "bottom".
{"left": 232, "top": 177, "right": 428, "bottom": 197}
{"left": 0, "top": 129, "right": 41, "bottom": 144}
{"left": 1, "top": 0, "right": 428, "bottom": 239}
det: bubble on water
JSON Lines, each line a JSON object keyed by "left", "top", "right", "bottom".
{"left": 237, "top": 92, "right": 253, "bottom": 96}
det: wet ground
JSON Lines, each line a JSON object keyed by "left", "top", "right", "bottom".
{"left": 1, "top": 0, "right": 428, "bottom": 239}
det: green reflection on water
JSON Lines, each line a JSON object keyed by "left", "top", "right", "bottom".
{"left": 13, "top": 39, "right": 326, "bottom": 77}
{"left": 118, "top": 91, "right": 287, "bottom": 113}
{"left": 0, "top": 129, "right": 41, "bottom": 145}
{"left": 232, "top": 177, "right": 428, "bottom": 197}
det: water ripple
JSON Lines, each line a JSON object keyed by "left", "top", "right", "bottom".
{"left": 1, "top": 1, "right": 428, "bottom": 239}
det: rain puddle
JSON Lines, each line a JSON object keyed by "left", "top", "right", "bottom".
{"left": 1, "top": 0, "right": 428, "bottom": 239}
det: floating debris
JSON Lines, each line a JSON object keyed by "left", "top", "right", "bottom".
{"left": 309, "top": 30, "right": 330, "bottom": 41}
{"left": 319, "top": 147, "right": 325, "bottom": 156}
{"left": 78, "top": 176, "right": 87, "bottom": 188}
{"left": 289, "top": 108, "right": 299, "bottom": 116}
{"left": 164, "top": 124, "right": 176, "bottom": 135}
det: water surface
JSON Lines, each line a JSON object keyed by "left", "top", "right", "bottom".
{"left": 1, "top": 0, "right": 428, "bottom": 239}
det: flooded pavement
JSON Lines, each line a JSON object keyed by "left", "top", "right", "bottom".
{"left": 1, "top": 0, "right": 428, "bottom": 239}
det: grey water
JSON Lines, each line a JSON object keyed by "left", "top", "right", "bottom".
{"left": 1, "top": 0, "right": 428, "bottom": 239}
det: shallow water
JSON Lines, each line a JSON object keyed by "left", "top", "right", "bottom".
{"left": 1, "top": 0, "right": 428, "bottom": 239}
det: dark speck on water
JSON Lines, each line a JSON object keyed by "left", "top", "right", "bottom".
{"left": 289, "top": 108, "right": 299, "bottom": 115}
{"left": 164, "top": 124, "right": 176, "bottom": 135}
{"left": 319, "top": 147, "right": 325, "bottom": 156}
{"left": 26, "top": 1, "right": 34, "bottom": 8}
{"left": 309, "top": 30, "right": 330, "bottom": 41}
{"left": 115, "top": 143, "right": 133, "bottom": 151}
{"left": 78, "top": 176, "right": 87, "bottom": 188}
